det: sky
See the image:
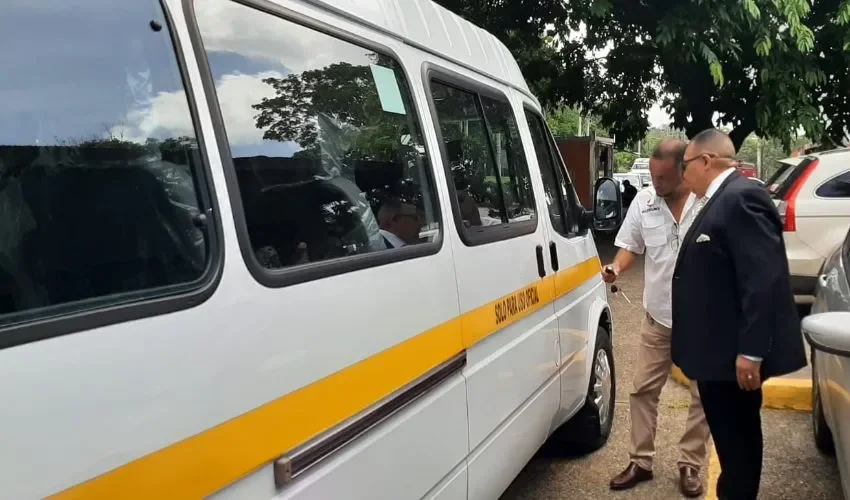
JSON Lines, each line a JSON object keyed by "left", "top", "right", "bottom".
{"left": 648, "top": 104, "right": 671, "bottom": 128}
{"left": 0, "top": 0, "right": 673, "bottom": 152}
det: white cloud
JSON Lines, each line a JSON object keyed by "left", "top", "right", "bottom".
{"left": 194, "top": 0, "right": 371, "bottom": 74}
{"left": 112, "top": 70, "right": 284, "bottom": 146}
{"left": 208, "top": 71, "right": 283, "bottom": 145}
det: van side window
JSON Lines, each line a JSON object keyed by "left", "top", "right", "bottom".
{"left": 816, "top": 171, "right": 850, "bottom": 198}
{"left": 196, "top": 0, "right": 440, "bottom": 270}
{"left": 0, "top": 0, "right": 210, "bottom": 329}
{"left": 525, "top": 110, "right": 572, "bottom": 236}
{"left": 479, "top": 97, "right": 537, "bottom": 223}
{"left": 430, "top": 82, "right": 536, "bottom": 236}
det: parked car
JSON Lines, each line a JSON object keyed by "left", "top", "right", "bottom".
{"left": 767, "top": 150, "right": 850, "bottom": 301}
{"left": 735, "top": 161, "right": 758, "bottom": 179}
{"left": 805, "top": 227, "right": 850, "bottom": 498}
{"left": 630, "top": 157, "right": 649, "bottom": 172}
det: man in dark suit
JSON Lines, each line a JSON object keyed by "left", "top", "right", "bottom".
{"left": 672, "top": 129, "right": 807, "bottom": 499}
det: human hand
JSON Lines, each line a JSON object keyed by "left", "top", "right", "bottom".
{"left": 736, "top": 355, "right": 762, "bottom": 391}
{"left": 601, "top": 264, "right": 618, "bottom": 283}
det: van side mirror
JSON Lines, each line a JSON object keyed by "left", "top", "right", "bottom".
{"left": 589, "top": 177, "right": 624, "bottom": 233}
{"left": 803, "top": 312, "right": 850, "bottom": 356}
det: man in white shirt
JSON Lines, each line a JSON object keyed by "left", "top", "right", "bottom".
{"left": 605, "top": 140, "right": 710, "bottom": 497}
{"left": 378, "top": 199, "right": 421, "bottom": 249}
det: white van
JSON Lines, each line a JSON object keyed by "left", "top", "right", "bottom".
{"left": 0, "top": 0, "right": 622, "bottom": 498}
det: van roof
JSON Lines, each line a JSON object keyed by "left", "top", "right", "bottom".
{"left": 303, "top": 0, "right": 534, "bottom": 101}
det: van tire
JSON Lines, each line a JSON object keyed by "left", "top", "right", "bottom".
{"left": 812, "top": 352, "right": 834, "bottom": 455}
{"left": 553, "top": 326, "right": 615, "bottom": 454}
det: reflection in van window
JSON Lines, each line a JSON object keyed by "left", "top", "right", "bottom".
{"left": 0, "top": 0, "right": 208, "bottom": 326}
{"left": 196, "top": 0, "right": 440, "bottom": 269}
{"left": 431, "top": 83, "right": 536, "bottom": 229}
{"left": 526, "top": 111, "right": 568, "bottom": 235}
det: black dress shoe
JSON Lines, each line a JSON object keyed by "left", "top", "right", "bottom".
{"left": 679, "top": 465, "right": 704, "bottom": 497}
{"left": 609, "top": 462, "right": 653, "bottom": 490}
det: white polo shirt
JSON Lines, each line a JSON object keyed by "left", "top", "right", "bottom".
{"left": 614, "top": 188, "right": 699, "bottom": 328}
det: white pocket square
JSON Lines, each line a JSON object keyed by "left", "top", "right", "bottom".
{"left": 696, "top": 234, "right": 711, "bottom": 243}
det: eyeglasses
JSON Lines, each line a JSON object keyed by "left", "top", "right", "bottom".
{"left": 681, "top": 152, "right": 736, "bottom": 170}
{"left": 671, "top": 222, "right": 679, "bottom": 251}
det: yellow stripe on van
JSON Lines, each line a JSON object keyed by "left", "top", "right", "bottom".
{"left": 50, "top": 257, "right": 601, "bottom": 500}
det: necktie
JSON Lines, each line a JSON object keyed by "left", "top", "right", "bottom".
{"left": 693, "top": 197, "right": 707, "bottom": 216}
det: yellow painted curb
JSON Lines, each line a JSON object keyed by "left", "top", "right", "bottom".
{"left": 705, "top": 443, "right": 720, "bottom": 500}
{"left": 670, "top": 365, "right": 812, "bottom": 412}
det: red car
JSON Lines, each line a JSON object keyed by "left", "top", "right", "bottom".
{"left": 736, "top": 161, "right": 758, "bottom": 179}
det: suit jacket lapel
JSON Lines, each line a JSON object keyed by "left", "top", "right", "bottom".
{"left": 675, "top": 171, "right": 741, "bottom": 273}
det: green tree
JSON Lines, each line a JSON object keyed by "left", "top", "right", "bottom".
{"left": 614, "top": 151, "right": 636, "bottom": 172}
{"left": 546, "top": 106, "right": 609, "bottom": 138}
{"left": 736, "top": 134, "right": 811, "bottom": 179}
{"left": 436, "top": 0, "right": 850, "bottom": 151}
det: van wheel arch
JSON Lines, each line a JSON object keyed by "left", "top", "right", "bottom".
{"left": 547, "top": 324, "right": 615, "bottom": 455}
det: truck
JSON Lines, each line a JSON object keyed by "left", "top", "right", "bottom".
{"left": 555, "top": 133, "right": 615, "bottom": 209}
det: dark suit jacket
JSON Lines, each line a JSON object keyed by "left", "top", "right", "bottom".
{"left": 671, "top": 171, "right": 806, "bottom": 381}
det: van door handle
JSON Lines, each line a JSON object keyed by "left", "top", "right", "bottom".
{"left": 536, "top": 245, "right": 546, "bottom": 278}
{"left": 549, "top": 242, "right": 559, "bottom": 272}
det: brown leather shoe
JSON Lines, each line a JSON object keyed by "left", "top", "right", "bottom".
{"left": 609, "top": 462, "right": 653, "bottom": 490}
{"left": 679, "top": 465, "right": 704, "bottom": 497}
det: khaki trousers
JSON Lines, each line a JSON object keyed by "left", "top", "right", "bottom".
{"left": 629, "top": 314, "right": 710, "bottom": 470}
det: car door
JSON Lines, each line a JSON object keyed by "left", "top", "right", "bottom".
{"left": 813, "top": 229, "right": 850, "bottom": 483}
{"left": 521, "top": 106, "right": 604, "bottom": 420}
{"left": 425, "top": 72, "right": 560, "bottom": 500}
{"left": 798, "top": 167, "right": 850, "bottom": 262}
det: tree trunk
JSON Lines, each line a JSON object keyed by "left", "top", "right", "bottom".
{"left": 728, "top": 121, "right": 755, "bottom": 153}
{"left": 684, "top": 115, "right": 714, "bottom": 140}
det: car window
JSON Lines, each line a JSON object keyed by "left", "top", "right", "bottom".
{"left": 196, "top": 0, "right": 441, "bottom": 270}
{"left": 766, "top": 159, "right": 810, "bottom": 197}
{"left": 0, "top": 0, "right": 210, "bottom": 327}
{"left": 816, "top": 171, "right": 850, "bottom": 198}
{"left": 526, "top": 110, "right": 570, "bottom": 236}
{"left": 430, "top": 82, "right": 536, "bottom": 237}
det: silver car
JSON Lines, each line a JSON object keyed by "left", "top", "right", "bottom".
{"left": 805, "top": 228, "right": 850, "bottom": 498}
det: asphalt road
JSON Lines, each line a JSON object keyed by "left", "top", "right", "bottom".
{"left": 501, "top": 236, "right": 843, "bottom": 500}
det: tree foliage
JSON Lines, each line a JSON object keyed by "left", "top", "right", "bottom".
{"left": 435, "top": 0, "right": 850, "bottom": 151}
{"left": 546, "top": 106, "right": 609, "bottom": 138}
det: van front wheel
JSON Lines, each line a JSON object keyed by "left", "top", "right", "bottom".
{"left": 553, "top": 326, "right": 615, "bottom": 454}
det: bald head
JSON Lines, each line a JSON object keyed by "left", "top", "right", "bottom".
{"left": 651, "top": 139, "right": 687, "bottom": 168}
{"left": 690, "top": 128, "right": 736, "bottom": 162}
{"left": 682, "top": 128, "right": 738, "bottom": 197}
{"left": 648, "top": 139, "right": 688, "bottom": 199}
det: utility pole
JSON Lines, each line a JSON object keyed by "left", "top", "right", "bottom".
{"left": 756, "top": 139, "right": 762, "bottom": 178}
{"left": 577, "top": 104, "right": 583, "bottom": 136}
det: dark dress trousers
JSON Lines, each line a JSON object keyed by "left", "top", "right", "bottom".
{"left": 672, "top": 171, "right": 806, "bottom": 499}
